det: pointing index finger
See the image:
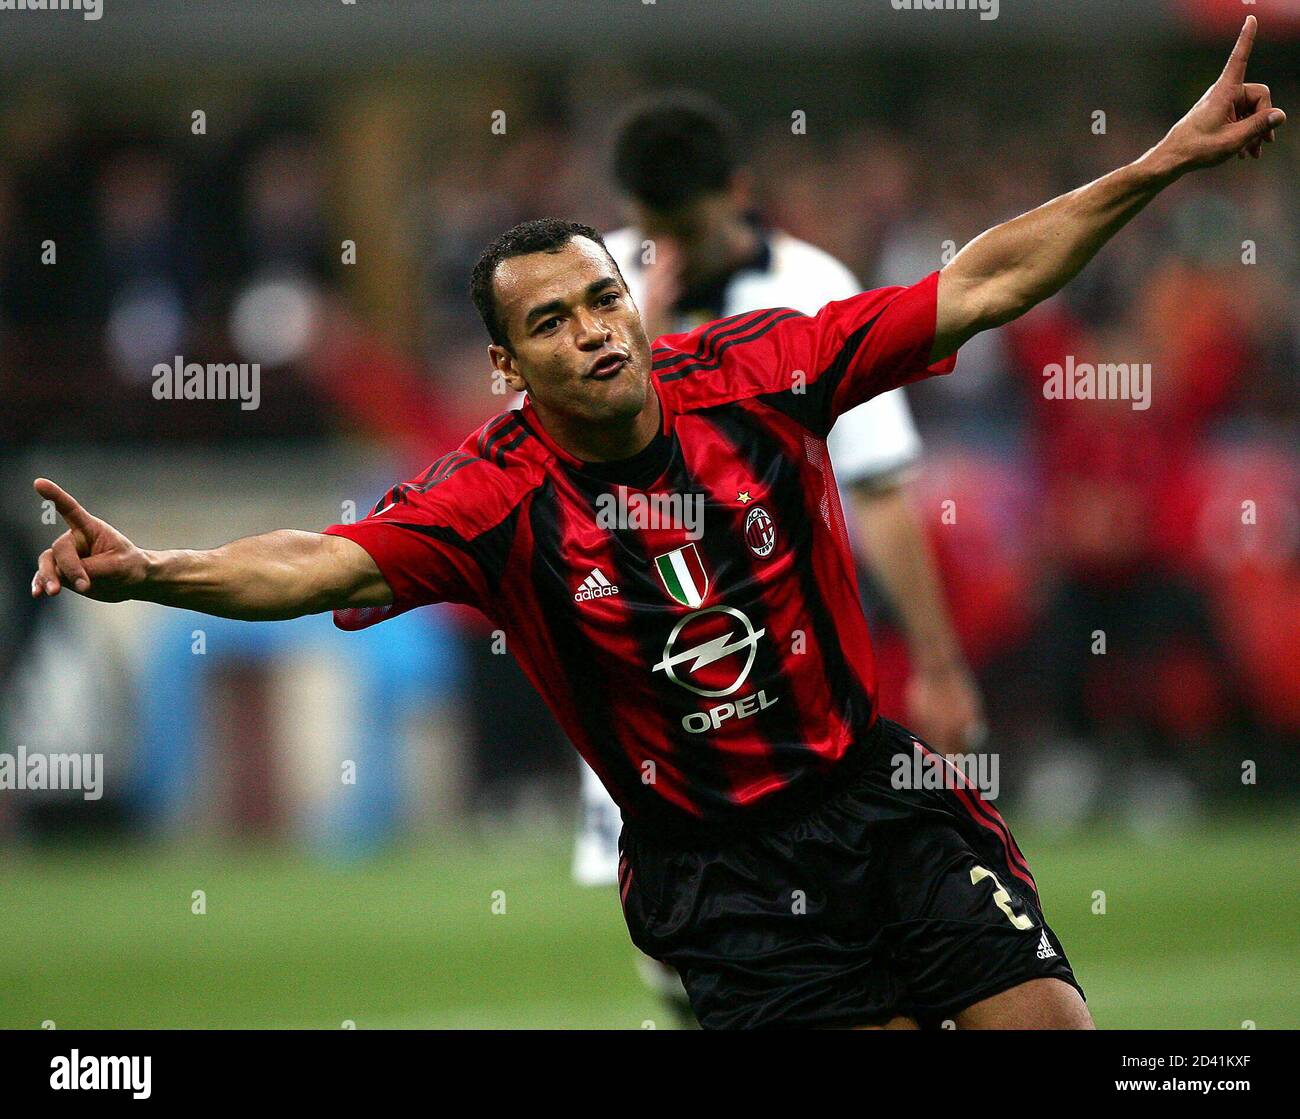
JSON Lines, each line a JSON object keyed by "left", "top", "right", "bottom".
{"left": 1220, "top": 15, "right": 1257, "bottom": 86}
{"left": 33, "top": 478, "right": 93, "bottom": 534}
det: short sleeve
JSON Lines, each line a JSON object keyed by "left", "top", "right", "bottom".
{"left": 658, "top": 271, "right": 956, "bottom": 437}
{"left": 322, "top": 473, "right": 492, "bottom": 630}
{"left": 795, "top": 270, "right": 955, "bottom": 428}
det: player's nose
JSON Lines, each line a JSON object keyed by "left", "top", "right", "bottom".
{"left": 572, "top": 307, "right": 611, "bottom": 344}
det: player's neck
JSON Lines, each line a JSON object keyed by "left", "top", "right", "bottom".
{"left": 536, "top": 390, "right": 662, "bottom": 464}
{"left": 683, "top": 218, "right": 761, "bottom": 287}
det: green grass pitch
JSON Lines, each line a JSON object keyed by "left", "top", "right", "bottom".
{"left": 2, "top": 814, "right": 1296, "bottom": 1029}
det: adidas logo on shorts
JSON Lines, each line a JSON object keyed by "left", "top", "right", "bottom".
{"left": 574, "top": 567, "right": 620, "bottom": 602}
{"left": 1036, "top": 929, "right": 1057, "bottom": 960}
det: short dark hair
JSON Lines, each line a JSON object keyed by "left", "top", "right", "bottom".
{"left": 469, "top": 217, "right": 615, "bottom": 351}
{"left": 612, "top": 91, "right": 739, "bottom": 211}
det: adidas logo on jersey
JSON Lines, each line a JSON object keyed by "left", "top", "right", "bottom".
{"left": 574, "top": 568, "right": 620, "bottom": 602}
{"left": 1036, "top": 929, "right": 1057, "bottom": 960}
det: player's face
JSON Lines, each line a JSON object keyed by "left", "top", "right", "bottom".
{"left": 490, "top": 237, "right": 653, "bottom": 427}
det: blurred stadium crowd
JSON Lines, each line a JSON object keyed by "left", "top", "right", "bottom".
{"left": 0, "top": 37, "right": 1296, "bottom": 842}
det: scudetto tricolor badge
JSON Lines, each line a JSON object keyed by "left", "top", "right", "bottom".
{"left": 654, "top": 543, "right": 710, "bottom": 608}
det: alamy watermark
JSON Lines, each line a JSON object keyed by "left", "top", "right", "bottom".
{"left": 0, "top": 0, "right": 101, "bottom": 20}
{"left": 50, "top": 1051, "right": 150, "bottom": 1100}
{"left": 890, "top": 0, "right": 998, "bottom": 21}
{"left": 594, "top": 486, "right": 703, "bottom": 539}
{"left": 1043, "top": 355, "right": 1151, "bottom": 411}
{"left": 152, "top": 356, "right": 261, "bottom": 411}
{"left": 892, "top": 747, "right": 999, "bottom": 800}
{"left": 0, "top": 745, "right": 103, "bottom": 801}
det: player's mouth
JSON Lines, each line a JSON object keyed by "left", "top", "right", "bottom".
{"left": 585, "top": 351, "right": 629, "bottom": 381}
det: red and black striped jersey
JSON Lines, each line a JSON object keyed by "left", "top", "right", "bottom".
{"left": 324, "top": 271, "right": 956, "bottom": 829}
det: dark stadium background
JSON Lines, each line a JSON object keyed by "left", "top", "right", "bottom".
{"left": 0, "top": 0, "right": 1295, "bottom": 1028}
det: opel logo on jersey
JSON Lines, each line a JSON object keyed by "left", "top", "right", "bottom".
{"left": 652, "top": 605, "right": 766, "bottom": 698}
{"left": 745, "top": 506, "right": 777, "bottom": 558}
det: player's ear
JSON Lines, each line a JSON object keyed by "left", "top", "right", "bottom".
{"left": 489, "top": 344, "right": 527, "bottom": 394}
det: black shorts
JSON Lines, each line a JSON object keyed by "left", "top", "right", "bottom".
{"left": 617, "top": 717, "right": 1083, "bottom": 1029}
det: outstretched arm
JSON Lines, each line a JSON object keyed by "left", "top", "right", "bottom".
{"left": 932, "top": 15, "right": 1285, "bottom": 360}
{"left": 30, "top": 478, "right": 391, "bottom": 621}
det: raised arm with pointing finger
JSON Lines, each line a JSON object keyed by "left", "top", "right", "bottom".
{"left": 931, "top": 15, "right": 1284, "bottom": 360}
{"left": 30, "top": 478, "right": 390, "bottom": 620}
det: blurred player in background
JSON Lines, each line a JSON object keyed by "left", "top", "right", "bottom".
{"left": 573, "top": 93, "right": 985, "bottom": 1024}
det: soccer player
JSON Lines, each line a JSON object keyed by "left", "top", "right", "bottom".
{"left": 32, "top": 19, "right": 1281, "bottom": 1028}
{"left": 573, "top": 93, "right": 985, "bottom": 1024}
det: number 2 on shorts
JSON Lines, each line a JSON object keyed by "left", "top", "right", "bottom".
{"left": 970, "top": 865, "right": 1034, "bottom": 930}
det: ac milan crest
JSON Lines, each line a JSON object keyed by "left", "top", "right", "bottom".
{"left": 744, "top": 506, "right": 776, "bottom": 558}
